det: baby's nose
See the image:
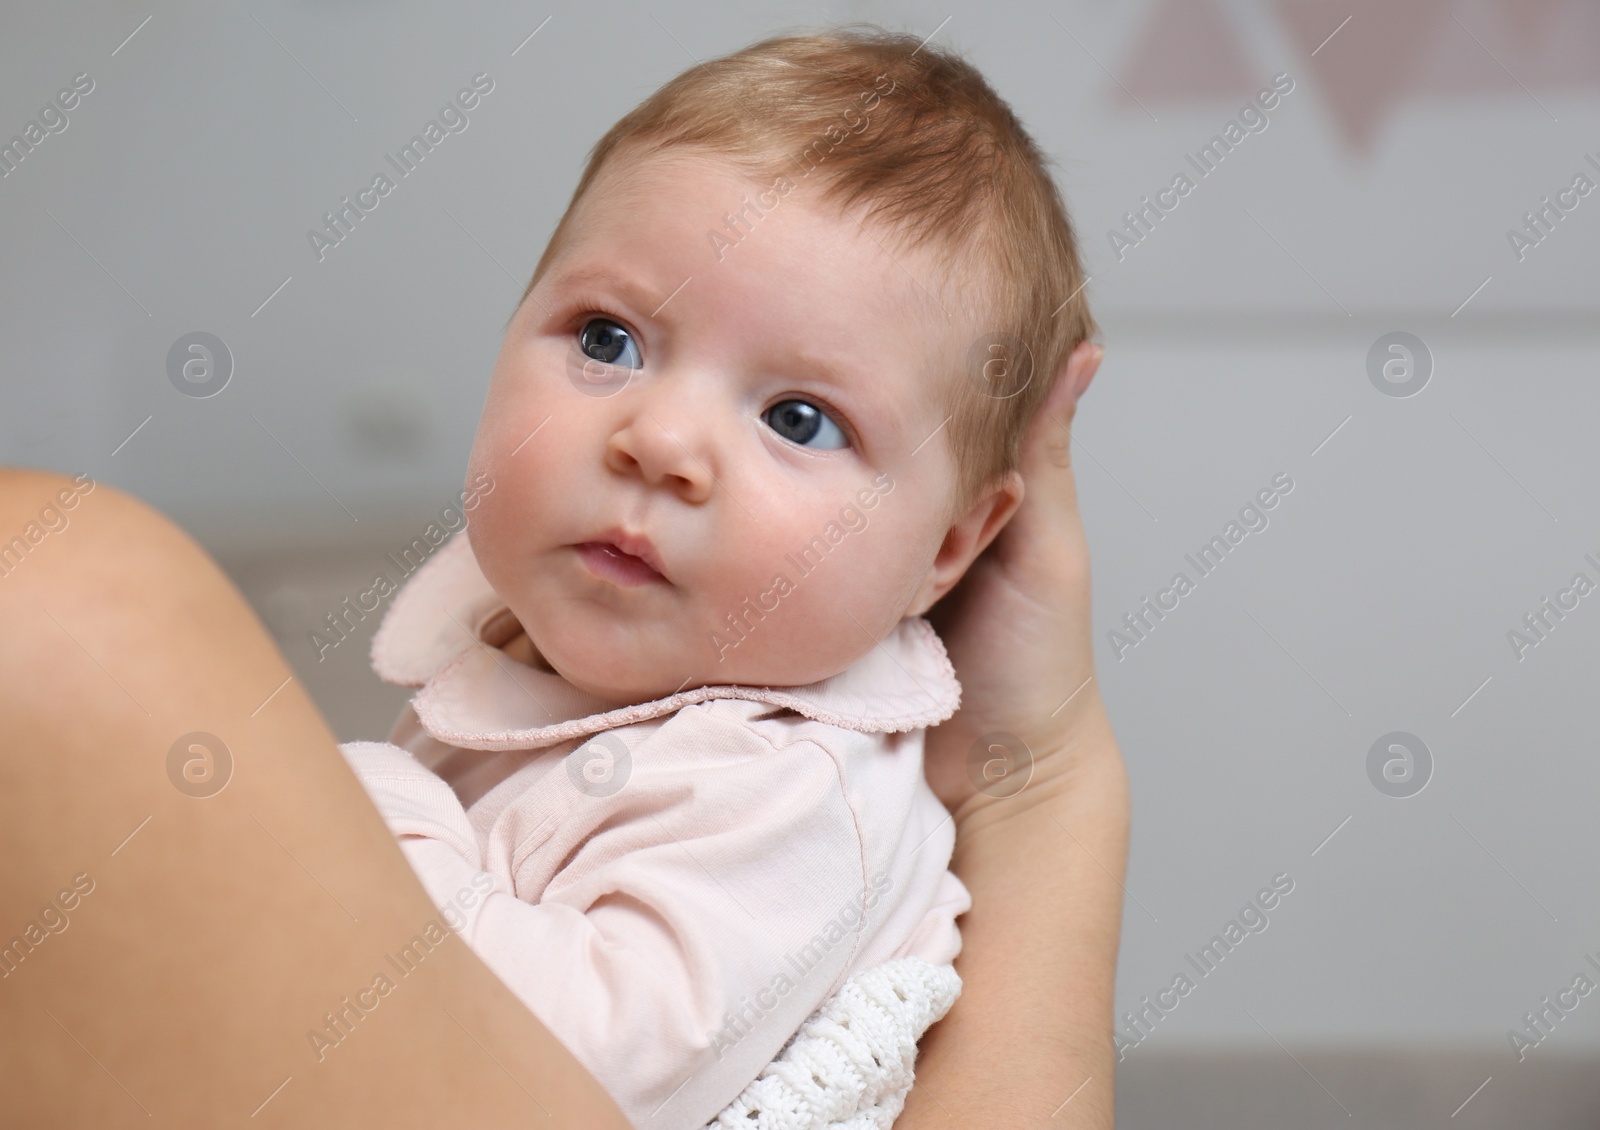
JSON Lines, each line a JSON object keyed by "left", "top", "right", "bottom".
{"left": 604, "top": 408, "right": 715, "bottom": 503}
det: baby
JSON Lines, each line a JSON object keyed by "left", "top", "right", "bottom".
{"left": 338, "top": 25, "right": 1096, "bottom": 1130}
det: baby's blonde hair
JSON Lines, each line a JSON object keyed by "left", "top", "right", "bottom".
{"left": 520, "top": 24, "right": 1098, "bottom": 516}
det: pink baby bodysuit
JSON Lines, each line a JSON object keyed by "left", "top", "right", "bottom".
{"left": 338, "top": 531, "right": 970, "bottom": 1129}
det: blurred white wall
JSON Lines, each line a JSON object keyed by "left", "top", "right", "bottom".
{"left": 5, "top": 0, "right": 1600, "bottom": 1080}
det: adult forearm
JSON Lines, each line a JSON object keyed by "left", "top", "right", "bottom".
{"left": 898, "top": 721, "right": 1130, "bottom": 1127}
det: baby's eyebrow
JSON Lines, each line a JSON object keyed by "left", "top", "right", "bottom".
{"left": 795, "top": 350, "right": 866, "bottom": 394}
{"left": 794, "top": 349, "right": 907, "bottom": 439}
{"left": 549, "top": 266, "right": 663, "bottom": 315}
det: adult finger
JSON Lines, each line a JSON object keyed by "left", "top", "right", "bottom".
{"left": 996, "top": 341, "right": 1102, "bottom": 576}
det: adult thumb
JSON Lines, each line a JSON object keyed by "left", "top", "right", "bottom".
{"left": 1017, "top": 342, "right": 1102, "bottom": 524}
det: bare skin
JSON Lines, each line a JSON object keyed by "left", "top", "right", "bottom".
{"left": 0, "top": 469, "right": 635, "bottom": 1126}
{"left": 902, "top": 341, "right": 1128, "bottom": 1128}
{"left": 0, "top": 342, "right": 1123, "bottom": 1128}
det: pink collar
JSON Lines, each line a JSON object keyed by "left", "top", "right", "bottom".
{"left": 368, "top": 533, "right": 962, "bottom": 752}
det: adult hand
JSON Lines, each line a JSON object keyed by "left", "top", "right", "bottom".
{"left": 923, "top": 339, "right": 1115, "bottom": 820}
{"left": 901, "top": 340, "right": 1126, "bottom": 1129}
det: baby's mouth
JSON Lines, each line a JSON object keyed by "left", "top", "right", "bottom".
{"left": 573, "top": 541, "right": 668, "bottom": 587}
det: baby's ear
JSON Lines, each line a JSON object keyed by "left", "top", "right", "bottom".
{"left": 906, "top": 470, "right": 1024, "bottom": 617}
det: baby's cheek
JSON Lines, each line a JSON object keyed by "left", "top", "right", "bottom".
{"left": 463, "top": 501, "right": 509, "bottom": 587}
{"left": 825, "top": 520, "right": 930, "bottom": 630}
{"left": 467, "top": 471, "right": 541, "bottom": 573}
{"left": 782, "top": 552, "right": 890, "bottom": 652}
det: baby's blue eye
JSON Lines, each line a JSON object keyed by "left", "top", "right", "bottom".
{"left": 764, "top": 399, "right": 848, "bottom": 450}
{"left": 578, "top": 317, "right": 642, "bottom": 369}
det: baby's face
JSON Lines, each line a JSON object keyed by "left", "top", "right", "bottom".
{"left": 466, "top": 149, "right": 982, "bottom": 704}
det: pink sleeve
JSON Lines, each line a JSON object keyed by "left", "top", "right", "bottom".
{"left": 338, "top": 734, "right": 871, "bottom": 1130}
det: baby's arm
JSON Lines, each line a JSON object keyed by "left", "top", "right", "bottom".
{"left": 340, "top": 720, "right": 871, "bottom": 1130}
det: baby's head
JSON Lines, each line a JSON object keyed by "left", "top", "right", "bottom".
{"left": 465, "top": 26, "right": 1097, "bottom": 705}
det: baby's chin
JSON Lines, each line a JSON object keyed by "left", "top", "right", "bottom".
{"left": 524, "top": 621, "right": 693, "bottom": 706}
{"left": 530, "top": 618, "right": 875, "bottom": 706}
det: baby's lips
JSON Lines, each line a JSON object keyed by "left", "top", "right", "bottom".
{"left": 577, "top": 525, "right": 671, "bottom": 583}
{"left": 577, "top": 541, "right": 667, "bottom": 586}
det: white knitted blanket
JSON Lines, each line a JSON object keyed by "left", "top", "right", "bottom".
{"left": 704, "top": 958, "right": 962, "bottom": 1130}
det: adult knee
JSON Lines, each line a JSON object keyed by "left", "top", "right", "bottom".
{"left": 0, "top": 468, "right": 95, "bottom": 581}
{"left": 0, "top": 467, "right": 212, "bottom": 601}
{"left": 0, "top": 467, "right": 255, "bottom": 729}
